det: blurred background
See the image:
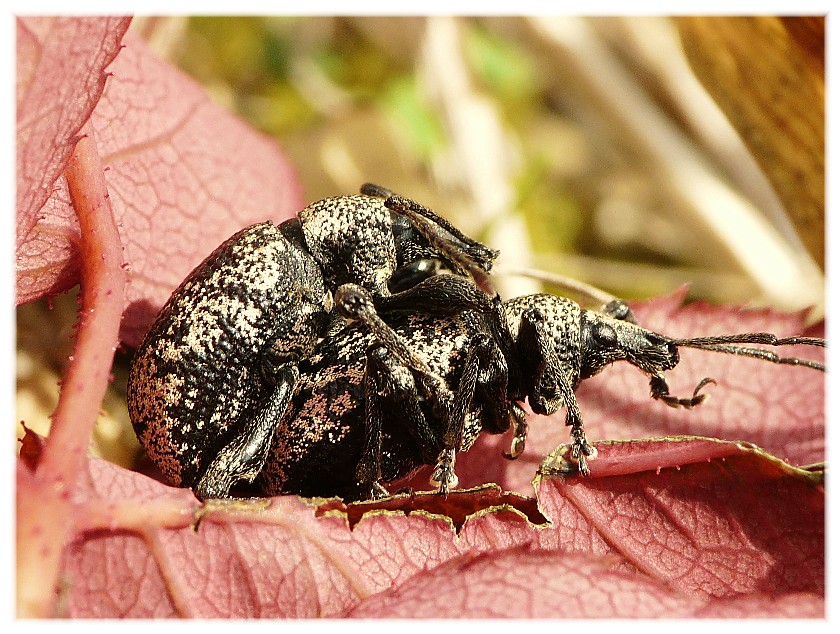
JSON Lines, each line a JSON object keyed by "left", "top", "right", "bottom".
{"left": 140, "top": 15, "right": 825, "bottom": 310}
{"left": 17, "top": 15, "right": 825, "bottom": 468}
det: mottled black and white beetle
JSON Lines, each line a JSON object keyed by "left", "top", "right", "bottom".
{"left": 127, "top": 185, "right": 497, "bottom": 500}
{"left": 254, "top": 276, "right": 825, "bottom": 501}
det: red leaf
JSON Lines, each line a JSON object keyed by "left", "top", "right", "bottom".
{"left": 346, "top": 547, "right": 822, "bottom": 618}
{"left": 51, "top": 436, "right": 822, "bottom": 618}
{"left": 536, "top": 441, "right": 823, "bottom": 600}
{"left": 15, "top": 18, "right": 303, "bottom": 347}
{"left": 94, "top": 31, "right": 303, "bottom": 346}
{"left": 16, "top": 17, "right": 130, "bottom": 303}
{"left": 345, "top": 548, "right": 703, "bottom": 618}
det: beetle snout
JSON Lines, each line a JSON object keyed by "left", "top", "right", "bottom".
{"left": 625, "top": 330, "right": 680, "bottom": 375}
{"left": 647, "top": 334, "right": 680, "bottom": 371}
{"left": 661, "top": 339, "right": 680, "bottom": 370}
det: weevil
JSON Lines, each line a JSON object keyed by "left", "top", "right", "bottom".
{"left": 254, "top": 276, "right": 825, "bottom": 501}
{"left": 127, "top": 185, "right": 497, "bottom": 500}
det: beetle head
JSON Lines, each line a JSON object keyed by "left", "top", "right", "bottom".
{"left": 578, "top": 309, "right": 680, "bottom": 380}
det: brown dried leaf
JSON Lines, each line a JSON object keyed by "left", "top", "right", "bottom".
{"left": 676, "top": 16, "right": 825, "bottom": 267}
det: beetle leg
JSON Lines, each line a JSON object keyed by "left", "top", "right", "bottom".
{"left": 359, "top": 182, "right": 399, "bottom": 198}
{"left": 518, "top": 307, "right": 597, "bottom": 476}
{"left": 650, "top": 374, "right": 716, "bottom": 408}
{"left": 535, "top": 375, "right": 597, "bottom": 477}
{"left": 432, "top": 332, "right": 506, "bottom": 495}
{"left": 354, "top": 346, "right": 386, "bottom": 485}
{"left": 195, "top": 364, "right": 299, "bottom": 500}
{"left": 517, "top": 307, "right": 565, "bottom": 414}
{"left": 430, "top": 448, "right": 458, "bottom": 495}
{"left": 355, "top": 344, "right": 441, "bottom": 489}
{"left": 375, "top": 192, "right": 498, "bottom": 295}
{"left": 503, "top": 403, "right": 528, "bottom": 460}
{"left": 566, "top": 414, "right": 597, "bottom": 477}
{"left": 360, "top": 184, "right": 498, "bottom": 280}
{"left": 376, "top": 273, "right": 496, "bottom": 317}
{"left": 538, "top": 419, "right": 598, "bottom": 479}
{"left": 334, "top": 283, "right": 448, "bottom": 398}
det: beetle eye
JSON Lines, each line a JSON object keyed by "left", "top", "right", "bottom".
{"left": 592, "top": 322, "right": 618, "bottom": 347}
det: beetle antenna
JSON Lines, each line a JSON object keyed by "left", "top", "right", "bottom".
{"left": 672, "top": 334, "right": 825, "bottom": 372}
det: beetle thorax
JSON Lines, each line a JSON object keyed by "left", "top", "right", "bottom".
{"left": 503, "top": 294, "right": 583, "bottom": 387}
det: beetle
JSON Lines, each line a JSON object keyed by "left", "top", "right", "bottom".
{"left": 127, "top": 185, "right": 497, "bottom": 500}
{"left": 254, "top": 276, "right": 825, "bottom": 501}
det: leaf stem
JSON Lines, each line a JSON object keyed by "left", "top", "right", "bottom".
{"left": 39, "top": 122, "right": 126, "bottom": 488}
{"left": 18, "top": 121, "right": 126, "bottom": 617}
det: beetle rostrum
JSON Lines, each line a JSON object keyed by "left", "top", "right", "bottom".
{"left": 127, "top": 185, "right": 497, "bottom": 500}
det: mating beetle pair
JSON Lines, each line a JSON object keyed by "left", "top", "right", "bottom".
{"left": 127, "top": 185, "right": 826, "bottom": 502}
